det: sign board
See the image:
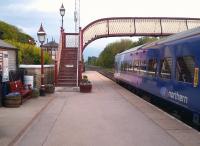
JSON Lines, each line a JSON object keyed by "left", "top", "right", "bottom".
{"left": 2, "top": 51, "right": 9, "bottom": 82}
{"left": 65, "top": 64, "right": 74, "bottom": 68}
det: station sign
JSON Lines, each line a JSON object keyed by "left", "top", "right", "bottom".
{"left": 2, "top": 51, "right": 9, "bottom": 82}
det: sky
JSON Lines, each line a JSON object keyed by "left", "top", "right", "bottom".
{"left": 0, "top": 0, "right": 200, "bottom": 59}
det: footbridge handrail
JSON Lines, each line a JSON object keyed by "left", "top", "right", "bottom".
{"left": 82, "top": 17, "right": 200, "bottom": 51}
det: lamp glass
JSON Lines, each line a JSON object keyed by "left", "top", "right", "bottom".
{"left": 60, "top": 8, "right": 65, "bottom": 16}
{"left": 37, "top": 34, "right": 46, "bottom": 44}
{"left": 37, "top": 23, "right": 46, "bottom": 44}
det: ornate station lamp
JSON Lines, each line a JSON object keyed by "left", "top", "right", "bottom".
{"left": 37, "top": 23, "right": 46, "bottom": 96}
{"left": 60, "top": 3, "right": 65, "bottom": 29}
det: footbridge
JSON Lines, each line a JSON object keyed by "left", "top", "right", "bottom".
{"left": 80, "top": 17, "right": 200, "bottom": 51}
{"left": 57, "top": 17, "right": 200, "bottom": 86}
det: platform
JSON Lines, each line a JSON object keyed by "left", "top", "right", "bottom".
{"left": 3, "top": 71, "right": 200, "bottom": 146}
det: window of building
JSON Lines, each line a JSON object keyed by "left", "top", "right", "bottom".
{"left": 159, "top": 57, "right": 172, "bottom": 79}
{"left": 176, "top": 56, "right": 195, "bottom": 83}
{"left": 147, "top": 58, "right": 157, "bottom": 77}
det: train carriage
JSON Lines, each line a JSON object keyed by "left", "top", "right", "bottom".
{"left": 114, "top": 27, "right": 200, "bottom": 125}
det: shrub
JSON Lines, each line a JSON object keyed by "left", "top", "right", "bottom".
{"left": 5, "top": 40, "right": 52, "bottom": 64}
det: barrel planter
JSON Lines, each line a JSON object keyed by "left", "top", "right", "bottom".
{"left": 45, "top": 84, "right": 55, "bottom": 94}
{"left": 80, "top": 84, "right": 92, "bottom": 93}
{"left": 4, "top": 92, "right": 21, "bottom": 107}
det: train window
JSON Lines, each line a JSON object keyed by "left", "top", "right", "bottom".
{"left": 159, "top": 57, "right": 172, "bottom": 79}
{"left": 133, "top": 60, "right": 139, "bottom": 73}
{"left": 147, "top": 58, "right": 157, "bottom": 77}
{"left": 120, "top": 62, "right": 125, "bottom": 71}
{"left": 140, "top": 60, "right": 147, "bottom": 75}
{"left": 176, "top": 56, "right": 195, "bottom": 83}
{"left": 127, "top": 60, "right": 133, "bottom": 72}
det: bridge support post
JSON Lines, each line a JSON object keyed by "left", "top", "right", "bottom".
{"left": 54, "top": 60, "right": 57, "bottom": 85}
{"left": 78, "top": 27, "right": 83, "bottom": 84}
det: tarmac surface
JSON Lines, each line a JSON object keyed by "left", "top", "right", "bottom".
{"left": 1, "top": 71, "right": 200, "bottom": 146}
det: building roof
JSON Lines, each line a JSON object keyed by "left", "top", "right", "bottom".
{"left": 0, "top": 39, "right": 17, "bottom": 50}
{"left": 43, "top": 40, "right": 58, "bottom": 48}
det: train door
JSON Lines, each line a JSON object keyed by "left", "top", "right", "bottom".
{"left": 114, "top": 54, "right": 124, "bottom": 79}
{"left": 157, "top": 55, "right": 174, "bottom": 98}
{"left": 0, "top": 51, "right": 2, "bottom": 78}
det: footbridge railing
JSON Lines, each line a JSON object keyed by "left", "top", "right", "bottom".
{"left": 81, "top": 17, "right": 200, "bottom": 51}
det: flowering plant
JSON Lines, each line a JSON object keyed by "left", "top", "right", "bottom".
{"left": 80, "top": 75, "right": 92, "bottom": 93}
{"left": 80, "top": 75, "right": 91, "bottom": 85}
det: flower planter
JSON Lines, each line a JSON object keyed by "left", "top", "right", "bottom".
{"left": 45, "top": 84, "right": 55, "bottom": 94}
{"left": 80, "top": 84, "right": 92, "bottom": 93}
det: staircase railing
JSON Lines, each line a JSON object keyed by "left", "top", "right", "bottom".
{"left": 56, "top": 30, "right": 65, "bottom": 83}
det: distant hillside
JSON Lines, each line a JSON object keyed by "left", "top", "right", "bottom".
{"left": 0, "top": 20, "right": 33, "bottom": 43}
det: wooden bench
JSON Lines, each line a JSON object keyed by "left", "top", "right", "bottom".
{"left": 9, "top": 80, "right": 32, "bottom": 103}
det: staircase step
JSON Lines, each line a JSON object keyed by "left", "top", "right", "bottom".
{"left": 59, "top": 73, "right": 76, "bottom": 76}
{"left": 59, "top": 70, "right": 77, "bottom": 72}
{"left": 61, "top": 53, "right": 77, "bottom": 56}
{"left": 59, "top": 64, "right": 77, "bottom": 66}
{"left": 61, "top": 53, "right": 77, "bottom": 55}
{"left": 60, "top": 61, "right": 77, "bottom": 63}
{"left": 56, "top": 83, "right": 77, "bottom": 87}
{"left": 60, "top": 67, "right": 77, "bottom": 72}
{"left": 61, "top": 54, "right": 77, "bottom": 57}
{"left": 58, "top": 78, "right": 76, "bottom": 82}
{"left": 58, "top": 77, "right": 76, "bottom": 80}
{"left": 59, "top": 70, "right": 77, "bottom": 73}
{"left": 59, "top": 72, "right": 77, "bottom": 74}
{"left": 59, "top": 66, "right": 77, "bottom": 69}
{"left": 60, "top": 58, "right": 77, "bottom": 60}
{"left": 56, "top": 47, "right": 79, "bottom": 87}
{"left": 63, "top": 48, "right": 78, "bottom": 50}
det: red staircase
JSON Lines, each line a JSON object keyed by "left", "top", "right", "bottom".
{"left": 57, "top": 48, "right": 78, "bottom": 86}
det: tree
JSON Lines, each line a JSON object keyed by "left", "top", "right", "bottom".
{"left": 97, "top": 39, "right": 133, "bottom": 68}
{"left": 0, "top": 20, "right": 52, "bottom": 64}
{"left": 97, "top": 37, "right": 159, "bottom": 68}
{"left": 6, "top": 40, "right": 52, "bottom": 64}
{"left": 0, "top": 20, "right": 34, "bottom": 43}
{"left": 87, "top": 56, "right": 98, "bottom": 65}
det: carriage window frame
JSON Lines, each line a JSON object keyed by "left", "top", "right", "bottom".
{"left": 147, "top": 58, "right": 157, "bottom": 77}
{"left": 175, "top": 55, "right": 195, "bottom": 83}
{"left": 140, "top": 60, "right": 147, "bottom": 75}
{"left": 133, "top": 59, "right": 139, "bottom": 73}
{"left": 159, "top": 57, "right": 173, "bottom": 79}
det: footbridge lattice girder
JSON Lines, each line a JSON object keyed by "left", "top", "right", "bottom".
{"left": 82, "top": 17, "right": 200, "bottom": 50}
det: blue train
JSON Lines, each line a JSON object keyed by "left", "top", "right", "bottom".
{"left": 114, "top": 27, "right": 200, "bottom": 125}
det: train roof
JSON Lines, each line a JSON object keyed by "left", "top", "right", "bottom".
{"left": 117, "top": 26, "right": 200, "bottom": 56}
{"left": 144, "top": 26, "right": 200, "bottom": 48}
{"left": 116, "top": 45, "right": 144, "bottom": 56}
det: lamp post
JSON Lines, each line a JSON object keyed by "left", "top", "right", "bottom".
{"left": 60, "top": 3, "right": 65, "bottom": 30}
{"left": 37, "top": 23, "right": 46, "bottom": 96}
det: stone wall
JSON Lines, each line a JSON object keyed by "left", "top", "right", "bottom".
{"left": 19, "top": 65, "right": 54, "bottom": 89}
